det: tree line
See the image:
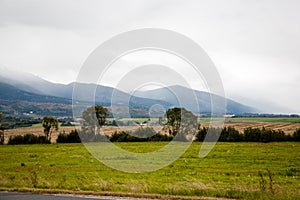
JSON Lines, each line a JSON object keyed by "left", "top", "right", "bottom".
{"left": 54, "top": 125, "right": 300, "bottom": 143}
{"left": 7, "top": 125, "right": 300, "bottom": 145}
{"left": 3, "top": 106, "right": 300, "bottom": 145}
{"left": 195, "top": 126, "right": 300, "bottom": 142}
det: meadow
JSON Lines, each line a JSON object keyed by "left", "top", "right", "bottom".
{"left": 0, "top": 142, "right": 299, "bottom": 199}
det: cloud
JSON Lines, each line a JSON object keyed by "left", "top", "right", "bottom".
{"left": 0, "top": 0, "right": 299, "bottom": 113}
{"left": 99, "top": 50, "right": 207, "bottom": 93}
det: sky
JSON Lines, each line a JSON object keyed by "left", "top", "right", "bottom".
{"left": 0, "top": 0, "right": 299, "bottom": 114}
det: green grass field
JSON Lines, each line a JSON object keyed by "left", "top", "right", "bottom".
{"left": 0, "top": 142, "right": 299, "bottom": 199}
{"left": 28, "top": 123, "right": 43, "bottom": 128}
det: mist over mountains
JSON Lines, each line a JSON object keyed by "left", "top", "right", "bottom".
{"left": 0, "top": 67, "right": 257, "bottom": 118}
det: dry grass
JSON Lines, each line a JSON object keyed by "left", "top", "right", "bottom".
{"left": 223, "top": 122, "right": 300, "bottom": 135}
{"left": 3, "top": 126, "right": 164, "bottom": 144}
{"left": 3, "top": 122, "right": 300, "bottom": 144}
{"left": 3, "top": 127, "right": 74, "bottom": 144}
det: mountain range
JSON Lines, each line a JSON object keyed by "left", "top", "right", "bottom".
{"left": 0, "top": 67, "right": 256, "bottom": 118}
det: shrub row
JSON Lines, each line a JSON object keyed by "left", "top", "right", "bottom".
{"left": 195, "top": 127, "right": 300, "bottom": 142}
{"left": 110, "top": 131, "right": 173, "bottom": 142}
{"left": 57, "top": 127, "right": 173, "bottom": 143}
{"left": 56, "top": 130, "right": 81, "bottom": 143}
{"left": 8, "top": 127, "right": 300, "bottom": 144}
{"left": 8, "top": 134, "right": 50, "bottom": 145}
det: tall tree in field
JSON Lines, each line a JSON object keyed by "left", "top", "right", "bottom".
{"left": 166, "top": 107, "right": 198, "bottom": 139}
{"left": 42, "top": 116, "right": 59, "bottom": 141}
{"left": 81, "top": 105, "right": 109, "bottom": 136}
{"left": 166, "top": 107, "right": 182, "bottom": 135}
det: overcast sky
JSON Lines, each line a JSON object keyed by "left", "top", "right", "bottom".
{"left": 0, "top": 0, "right": 299, "bottom": 114}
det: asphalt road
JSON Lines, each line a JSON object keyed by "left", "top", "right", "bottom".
{"left": 0, "top": 192, "right": 144, "bottom": 200}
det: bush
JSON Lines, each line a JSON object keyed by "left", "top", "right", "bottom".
{"left": 56, "top": 130, "right": 81, "bottom": 143}
{"left": 195, "top": 127, "right": 222, "bottom": 142}
{"left": 195, "top": 126, "right": 294, "bottom": 142}
{"left": 220, "top": 127, "right": 242, "bottom": 142}
{"left": 78, "top": 131, "right": 107, "bottom": 142}
{"left": 68, "top": 130, "right": 81, "bottom": 143}
{"left": 8, "top": 135, "right": 24, "bottom": 145}
{"left": 260, "top": 127, "right": 273, "bottom": 143}
{"left": 195, "top": 127, "right": 207, "bottom": 141}
{"left": 270, "top": 129, "right": 286, "bottom": 142}
{"left": 109, "top": 129, "right": 173, "bottom": 142}
{"left": 132, "top": 127, "right": 156, "bottom": 138}
{"left": 8, "top": 134, "right": 50, "bottom": 145}
{"left": 148, "top": 133, "right": 173, "bottom": 142}
{"left": 244, "top": 127, "right": 261, "bottom": 142}
{"left": 56, "top": 132, "right": 68, "bottom": 143}
{"left": 0, "top": 130, "right": 4, "bottom": 145}
{"left": 110, "top": 131, "right": 146, "bottom": 142}
{"left": 293, "top": 129, "right": 300, "bottom": 141}
{"left": 37, "top": 136, "right": 50, "bottom": 144}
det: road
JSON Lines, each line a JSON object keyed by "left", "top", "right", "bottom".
{"left": 0, "top": 192, "right": 144, "bottom": 200}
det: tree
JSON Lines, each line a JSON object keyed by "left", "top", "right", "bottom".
{"left": 0, "top": 112, "right": 4, "bottom": 144}
{"left": 166, "top": 107, "right": 182, "bottom": 136}
{"left": 81, "top": 105, "right": 109, "bottom": 141}
{"left": 42, "top": 116, "right": 58, "bottom": 141}
{"left": 166, "top": 107, "right": 198, "bottom": 141}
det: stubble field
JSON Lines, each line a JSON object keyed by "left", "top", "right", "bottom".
{"left": 3, "top": 117, "right": 300, "bottom": 144}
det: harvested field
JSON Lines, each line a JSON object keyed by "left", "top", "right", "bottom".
{"left": 223, "top": 122, "right": 300, "bottom": 135}
{"left": 3, "top": 126, "right": 164, "bottom": 144}
{"left": 3, "top": 121, "right": 300, "bottom": 144}
{"left": 4, "top": 127, "right": 75, "bottom": 144}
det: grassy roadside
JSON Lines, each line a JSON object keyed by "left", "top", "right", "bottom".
{"left": 0, "top": 187, "right": 234, "bottom": 200}
{"left": 0, "top": 142, "right": 299, "bottom": 199}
